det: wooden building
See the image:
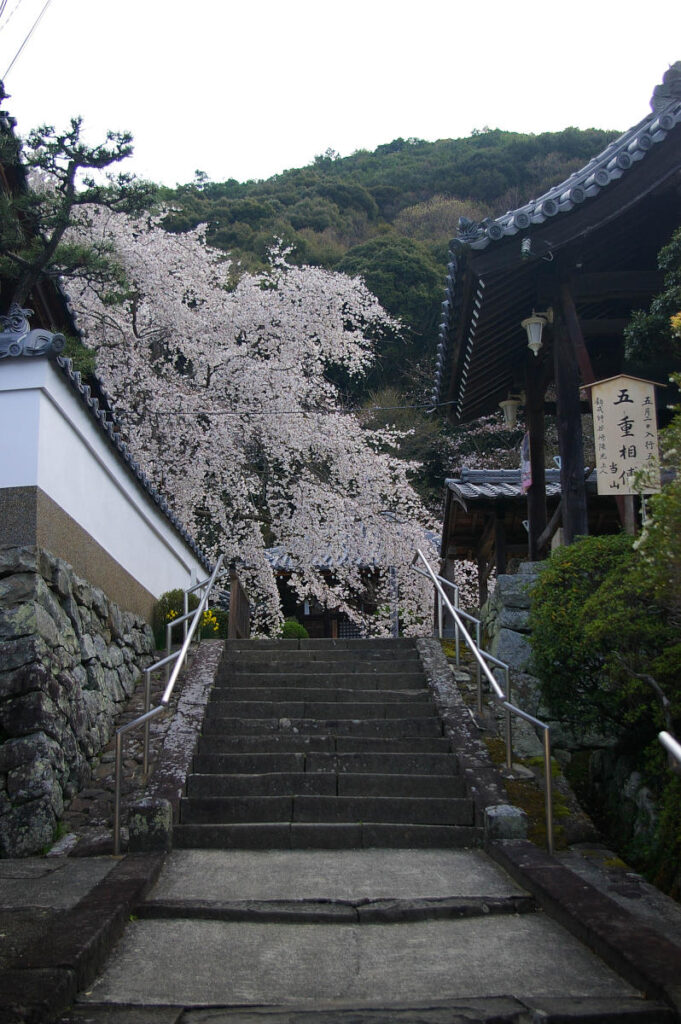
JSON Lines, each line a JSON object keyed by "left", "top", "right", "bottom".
{"left": 433, "top": 64, "right": 681, "bottom": 578}
{"left": 441, "top": 469, "right": 621, "bottom": 605}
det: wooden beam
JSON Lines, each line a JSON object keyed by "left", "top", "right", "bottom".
{"left": 571, "top": 271, "right": 663, "bottom": 302}
{"left": 477, "top": 555, "right": 489, "bottom": 607}
{"left": 525, "top": 351, "right": 547, "bottom": 560}
{"left": 495, "top": 505, "right": 507, "bottom": 575}
{"left": 553, "top": 316, "right": 588, "bottom": 544}
{"left": 478, "top": 515, "right": 497, "bottom": 561}
{"left": 579, "top": 318, "right": 629, "bottom": 337}
{"left": 536, "top": 502, "right": 563, "bottom": 553}
{"left": 561, "top": 282, "right": 595, "bottom": 386}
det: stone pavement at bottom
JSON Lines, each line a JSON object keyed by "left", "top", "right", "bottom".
{"left": 48, "top": 848, "right": 680, "bottom": 1023}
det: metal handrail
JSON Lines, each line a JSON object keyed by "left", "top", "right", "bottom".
{"left": 113, "top": 554, "right": 226, "bottom": 855}
{"left": 413, "top": 548, "right": 554, "bottom": 854}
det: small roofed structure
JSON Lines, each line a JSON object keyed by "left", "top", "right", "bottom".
{"left": 441, "top": 469, "right": 621, "bottom": 605}
{"left": 432, "top": 64, "right": 681, "bottom": 559}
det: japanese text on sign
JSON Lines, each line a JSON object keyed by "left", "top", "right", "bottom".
{"left": 590, "top": 376, "right": 660, "bottom": 495}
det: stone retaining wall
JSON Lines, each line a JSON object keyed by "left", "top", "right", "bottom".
{"left": 0, "top": 545, "right": 154, "bottom": 856}
{"left": 480, "top": 560, "right": 660, "bottom": 851}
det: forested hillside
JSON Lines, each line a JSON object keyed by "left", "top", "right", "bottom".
{"left": 160, "top": 127, "right": 618, "bottom": 395}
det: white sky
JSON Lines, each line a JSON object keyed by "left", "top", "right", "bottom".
{"left": 1, "top": 0, "right": 680, "bottom": 187}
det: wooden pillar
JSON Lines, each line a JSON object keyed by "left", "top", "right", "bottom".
{"left": 525, "top": 351, "right": 547, "bottom": 559}
{"left": 477, "top": 554, "right": 488, "bottom": 607}
{"left": 553, "top": 316, "right": 588, "bottom": 544}
{"left": 495, "top": 504, "right": 507, "bottom": 575}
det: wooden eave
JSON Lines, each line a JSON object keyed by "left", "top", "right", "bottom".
{"left": 443, "top": 128, "right": 681, "bottom": 422}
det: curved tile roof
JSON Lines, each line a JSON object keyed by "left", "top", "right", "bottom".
{"left": 432, "top": 62, "right": 681, "bottom": 411}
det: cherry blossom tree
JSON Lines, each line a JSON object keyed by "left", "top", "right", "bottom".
{"left": 67, "top": 210, "right": 436, "bottom": 634}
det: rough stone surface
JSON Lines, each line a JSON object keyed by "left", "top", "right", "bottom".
{"left": 0, "top": 545, "right": 154, "bottom": 857}
{"left": 484, "top": 803, "right": 528, "bottom": 841}
{"left": 128, "top": 797, "right": 173, "bottom": 853}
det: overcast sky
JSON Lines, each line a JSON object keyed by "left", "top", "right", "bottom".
{"left": 1, "top": 0, "right": 680, "bottom": 187}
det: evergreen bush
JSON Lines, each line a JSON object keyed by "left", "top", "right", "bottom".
{"left": 280, "top": 618, "right": 309, "bottom": 639}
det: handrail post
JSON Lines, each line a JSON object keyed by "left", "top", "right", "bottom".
{"left": 183, "top": 590, "right": 189, "bottom": 666}
{"left": 454, "top": 586, "right": 460, "bottom": 666}
{"left": 437, "top": 591, "right": 443, "bottom": 639}
{"left": 505, "top": 707, "right": 513, "bottom": 770}
{"left": 143, "top": 666, "right": 151, "bottom": 776}
{"left": 504, "top": 666, "right": 513, "bottom": 769}
{"left": 475, "top": 621, "right": 482, "bottom": 713}
{"left": 543, "top": 726, "right": 554, "bottom": 854}
{"left": 165, "top": 622, "right": 172, "bottom": 683}
{"left": 113, "top": 730, "right": 123, "bottom": 856}
{"left": 412, "top": 549, "right": 555, "bottom": 855}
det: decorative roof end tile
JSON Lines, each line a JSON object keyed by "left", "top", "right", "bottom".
{"left": 0, "top": 305, "right": 65, "bottom": 359}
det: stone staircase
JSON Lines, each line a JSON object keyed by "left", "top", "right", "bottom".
{"left": 174, "top": 637, "right": 482, "bottom": 850}
{"left": 56, "top": 638, "right": 680, "bottom": 1023}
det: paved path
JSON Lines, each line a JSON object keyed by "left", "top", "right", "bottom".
{"left": 59, "top": 848, "right": 671, "bottom": 1022}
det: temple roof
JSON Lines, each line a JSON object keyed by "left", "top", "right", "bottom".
{"left": 433, "top": 63, "right": 681, "bottom": 421}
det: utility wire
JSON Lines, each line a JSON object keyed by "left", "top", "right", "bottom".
{"left": 122, "top": 398, "right": 458, "bottom": 419}
{"left": 0, "top": 0, "right": 22, "bottom": 29}
{"left": 3, "top": 0, "right": 52, "bottom": 79}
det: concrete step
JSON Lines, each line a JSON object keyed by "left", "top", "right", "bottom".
{"left": 73, "top": 847, "right": 653, "bottom": 1014}
{"left": 180, "top": 795, "right": 475, "bottom": 826}
{"left": 196, "top": 735, "right": 456, "bottom": 755}
{"left": 214, "top": 686, "right": 431, "bottom": 703}
{"left": 217, "top": 670, "right": 427, "bottom": 688}
{"left": 200, "top": 717, "right": 444, "bottom": 738}
{"left": 193, "top": 752, "right": 461, "bottom": 776}
{"left": 205, "top": 700, "right": 438, "bottom": 719}
{"left": 225, "top": 638, "right": 419, "bottom": 652}
{"left": 60, "top": 998, "right": 676, "bottom": 1022}
{"left": 186, "top": 773, "right": 467, "bottom": 799}
{"left": 172, "top": 822, "right": 484, "bottom": 849}
{"left": 222, "top": 648, "right": 421, "bottom": 665}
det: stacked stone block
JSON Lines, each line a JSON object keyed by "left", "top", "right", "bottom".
{"left": 0, "top": 546, "right": 154, "bottom": 856}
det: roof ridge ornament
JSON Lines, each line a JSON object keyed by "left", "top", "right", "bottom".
{"left": 651, "top": 61, "right": 681, "bottom": 112}
{"left": 457, "top": 216, "right": 484, "bottom": 243}
{"left": 0, "top": 303, "right": 65, "bottom": 358}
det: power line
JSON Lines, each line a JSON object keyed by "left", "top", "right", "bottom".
{"left": 0, "top": 0, "right": 22, "bottom": 30}
{"left": 124, "top": 398, "right": 458, "bottom": 419}
{"left": 3, "top": 0, "right": 53, "bottom": 79}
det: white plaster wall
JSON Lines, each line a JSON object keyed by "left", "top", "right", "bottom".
{"left": 0, "top": 358, "right": 206, "bottom": 595}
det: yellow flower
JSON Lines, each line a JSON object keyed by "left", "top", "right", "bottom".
{"left": 671, "top": 312, "right": 681, "bottom": 339}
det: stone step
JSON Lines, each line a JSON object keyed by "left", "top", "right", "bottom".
{"left": 180, "top": 796, "right": 475, "bottom": 826}
{"left": 205, "top": 700, "right": 438, "bottom": 719}
{"left": 222, "top": 649, "right": 421, "bottom": 665}
{"left": 213, "top": 686, "right": 432, "bottom": 703}
{"left": 225, "top": 638, "right": 419, "bottom": 652}
{"left": 196, "top": 735, "right": 456, "bottom": 755}
{"left": 213, "top": 672, "right": 427, "bottom": 690}
{"left": 61, "top": 997, "right": 676, "bottom": 1022}
{"left": 172, "top": 822, "right": 483, "bottom": 849}
{"left": 193, "top": 752, "right": 461, "bottom": 776}
{"left": 186, "top": 773, "right": 467, "bottom": 799}
{"left": 217, "top": 670, "right": 427, "bottom": 688}
{"left": 200, "top": 717, "right": 444, "bottom": 738}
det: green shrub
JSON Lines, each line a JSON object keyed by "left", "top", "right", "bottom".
{"left": 280, "top": 617, "right": 309, "bottom": 639}
{"left": 153, "top": 589, "right": 199, "bottom": 649}
{"left": 528, "top": 533, "right": 634, "bottom": 732}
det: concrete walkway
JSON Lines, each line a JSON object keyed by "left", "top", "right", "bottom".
{"left": 70, "top": 849, "right": 650, "bottom": 1015}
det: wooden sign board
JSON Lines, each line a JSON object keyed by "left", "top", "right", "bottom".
{"left": 588, "top": 375, "right": 661, "bottom": 495}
